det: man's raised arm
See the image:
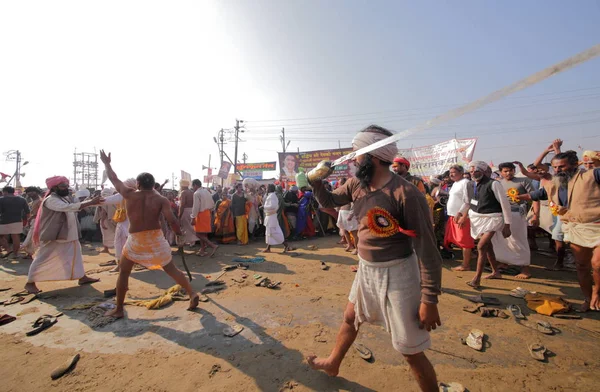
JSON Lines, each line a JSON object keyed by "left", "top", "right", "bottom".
{"left": 100, "top": 150, "right": 134, "bottom": 198}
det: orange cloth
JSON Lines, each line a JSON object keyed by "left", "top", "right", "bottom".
{"left": 194, "top": 209, "right": 212, "bottom": 233}
{"left": 122, "top": 229, "right": 172, "bottom": 270}
{"left": 214, "top": 200, "right": 236, "bottom": 244}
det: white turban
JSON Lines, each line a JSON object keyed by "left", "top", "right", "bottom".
{"left": 101, "top": 187, "right": 115, "bottom": 197}
{"left": 469, "top": 161, "right": 489, "bottom": 172}
{"left": 123, "top": 178, "right": 137, "bottom": 189}
{"left": 351, "top": 130, "right": 398, "bottom": 163}
{"left": 243, "top": 178, "right": 259, "bottom": 191}
{"left": 75, "top": 189, "right": 90, "bottom": 198}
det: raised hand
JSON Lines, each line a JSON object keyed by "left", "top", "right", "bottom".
{"left": 100, "top": 150, "right": 111, "bottom": 165}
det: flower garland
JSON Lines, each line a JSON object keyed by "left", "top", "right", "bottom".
{"left": 506, "top": 187, "right": 520, "bottom": 203}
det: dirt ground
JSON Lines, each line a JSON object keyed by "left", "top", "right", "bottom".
{"left": 1, "top": 235, "right": 599, "bottom": 392}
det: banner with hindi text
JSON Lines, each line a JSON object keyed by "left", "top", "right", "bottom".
{"left": 397, "top": 138, "right": 477, "bottom": 179}
{"left": 278, "top": 148, "right": 354, "bottom": 184}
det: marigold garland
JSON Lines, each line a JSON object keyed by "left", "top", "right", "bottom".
{"left": 549, "top": 201, "right": 560, "bottom": 216}
{"left": 506, "top": 187, "right": 520, "bottom": 203}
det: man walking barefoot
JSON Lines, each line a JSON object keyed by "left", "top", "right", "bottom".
{"left": 100, "top": 150, "right": 199, "bottom": 318}
{"left": 307, "top": 125, "right": 442, "bottom": 392}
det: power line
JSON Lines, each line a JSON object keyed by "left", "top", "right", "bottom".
{"left": 245, "top": 86, "right": 600, "bottom": 124}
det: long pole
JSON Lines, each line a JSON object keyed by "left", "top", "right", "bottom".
{"left": 234, "top": 120, "right": 240, "bottom": 174}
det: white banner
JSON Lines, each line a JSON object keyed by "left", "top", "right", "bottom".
{"left": 180, "top": 170, "right": 191, "bottom": 182}
{"left": 397, "top": 138, "right": 477, "bottom": 179}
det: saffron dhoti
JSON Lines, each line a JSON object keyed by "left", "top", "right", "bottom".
{"left": 235, "top": 215, "right": 249, "bottom": 244}
{"left": 122, "top": 229, "right": 172, "bottom": 270}
{"left": 194, "top": 209, "right": 212, "bottom": 234}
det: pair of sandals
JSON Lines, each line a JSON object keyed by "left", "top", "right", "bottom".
{"left": 26, "top": 312, "right": 63, "bottom": 336}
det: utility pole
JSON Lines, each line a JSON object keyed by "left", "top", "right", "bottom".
{"left": 242, "top": 153, "right": 248, "bottom": 164}
{"left": 338, "top": 140, "right": 341, "bottom": 150}
{"left": 280, "top": 127, "right": 290, "bottom": 153}
{"left": 233, "top": 119, "right": 244, "bottom": 174}
{"left": 5, "top": 150, "right": 25, "bottom": 188}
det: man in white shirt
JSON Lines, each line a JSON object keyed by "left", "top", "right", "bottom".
{"left": 444, "top": 165, "right": 475, "bottom": 271}
{"left": 455, "top": 161, "right": 512, "bottom": 289}
{"left": 25, "top": 176, "right": 101, "bottom": 294}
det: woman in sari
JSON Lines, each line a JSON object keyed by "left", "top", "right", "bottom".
{"left": 213, "top": 193, "right": 236, "bottom": 244}
{"left": 275, "top": 186, "right": 291, "bottom": 239}
{"left": 296, "top": 191, "right": 316, "bottom": 237}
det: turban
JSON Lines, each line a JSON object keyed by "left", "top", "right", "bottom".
{"left": 352, "top": 131, "right": 398, "bottom": 163}
{"left": 242, "top": 178, "right": 259, "bottom": 190}
{"left": 393, "top": 156, "right": 410, "bottom": 169}
{"left": 101, "top": 187, "right": 115, "bottom": 198}
{"left": 75, "top": 189, "right": 90, "bottom": 199}
{"left": 582, "top": 150, "right": 600, "bottom": 162}
{"left": 123, "top": 178, "right": 137, "bottom": 189}
{"left": 45, "top": 176, "right": 69, "bottom": 189}
{"left": 180, "top": 179, "right": 191, "bottom": 187}
{"left": 469, "top": 161, "right": 489, "bottom": 172}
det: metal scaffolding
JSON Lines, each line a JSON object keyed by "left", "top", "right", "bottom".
{"left": 72, "top": 150, "right": 99, "bottom": 190}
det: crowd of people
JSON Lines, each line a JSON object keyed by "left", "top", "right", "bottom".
{"left": 1, "top": 129, "right": 599, "bottom": 391}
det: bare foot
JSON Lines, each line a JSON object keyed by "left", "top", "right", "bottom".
{"left": 209, "top": 245, "right": 219, "bottom": 258}
{"left": 195, "top": 250, "right": 208, "bottom": 257}
{"left": 78, "top": 276, "right": 100, "bottom": 285}
{"left": 105, "top": 308, "right": 124, "bottom": 319}
{"left": 344, "top": 246, "right": 355, "bottom": 252}
{"left": 24, "top": 282, "right": 41, "bottom": 294}
{"left": 109, "top": 266, "right": 120, "bottom": 273}
{"left": 452, "top": 265, "right": 470, "bottom": 272}
{"left": 262, "top": 249, "right": 271, "bottom": 253}
{"left": 515, "top": 273, "right": 531, "bottom": 280}
{"left": 591, "top": 292, "right": 600, "bottom": 311}
{"left": 306, "top": 355, "right": 339, "bottom": 377}
{"left": 466, "top": 280, "right": 480, "bottom": 288}
{"left": 99, "top": 248, "right": 110, "bottom": 254}
{"left": 187, "top": 293, "right": 200, "bottom": 311}
{"left": 351, "top": 249, "right": 358, "bottom": 255}
{"left": 484, "top": 272, "right": 502, "bottom": 280}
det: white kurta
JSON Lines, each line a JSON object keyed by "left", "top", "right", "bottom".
{"left": 27, "top": 196, "right": 84, "bottom": 282}
{"left": 264, "top": 193, "right": 285, "bottom": 245}
{"left": 103, "top": 194, "right": 129, "bottom": 259}
{"left": 491, "top": 210, "right": 531, "bottom": 266}
{"left": 191, "top": 188, "right": 215, "bottom": 218}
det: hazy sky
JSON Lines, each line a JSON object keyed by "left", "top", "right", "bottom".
{"left": 2, "top": 1, "right": 599, "bottom": 187}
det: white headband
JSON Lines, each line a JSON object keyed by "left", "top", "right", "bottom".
{"left": 352, "top": 131, "right": 398, "bottom": 163}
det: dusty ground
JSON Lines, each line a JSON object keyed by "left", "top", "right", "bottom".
{"left": 1, "top": 236, "right": 599, "bottom": 392}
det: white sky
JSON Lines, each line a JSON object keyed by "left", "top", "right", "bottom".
{"left": 2, "top": 1, "right": 599, "bottom": 188}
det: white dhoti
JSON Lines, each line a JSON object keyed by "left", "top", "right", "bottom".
{"left": 349, "top": 254, "right": 431, "bottom": 355}
{"left": 468, "top": 210, "right": 504, "bottom": 239}
{"left": 562, "top": 220, "right": 600, "bottom": 248}
{"left": 114, "top": 220, "right": 130, "bottom": 260}
{"left": 491, "top": 210, "right": 531, "bottom": 266}
{"left": 21, "top": 226, "right": 37, "bottom": 255}
{"left": 27, "top": 240, "right": 84, "bottom": 282}
{"left": 337, "top": 210, "right": 358, "bottom": 232}
{"left": 100, "top": 222, "right": 116, "bottom": 248}
{"left": 180, "top": 207, "right": 198, "bottom": 245}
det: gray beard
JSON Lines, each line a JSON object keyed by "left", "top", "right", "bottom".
{"left": 554, "top": 171, "right": 575, "bottom": 188}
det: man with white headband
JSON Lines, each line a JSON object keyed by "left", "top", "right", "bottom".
{"left": 307, "top": 125, "right": 442, "bottom": 391}
{"left": 456, "top": 161, "right": 512, "bottom": 288}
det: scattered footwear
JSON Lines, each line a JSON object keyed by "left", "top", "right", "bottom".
{"left": 223, "top": 324, "right": 244, "bottom": 337}
{"left": 20, "top": 293, "right": 38, "bottom": 305}
{"left": 320, "top": 261, "right": 329, "bottom": 271}
{"left": 528, "top": 343, "right": 547, "bottom": 361}
{"left": 353, "top": 342, "right": 373, "bottom": 360}
{"left": 99, "top": 260, "right": 117, "bottom": 267}
{"left": 307, "top": 245, "right": 318, "bottom": 250}
{"left": 510, "top": 287, "right": 533, "bottom": 299}
{"left": 222, "top": 265, "right": 238, "bottom": 272}
{"left": 463, "top": 303, "right": 484, "bottom": 314}
{"left": 507, "top": 304, "right": 526, "bottom": 320}
{"left": 51, "top": 354, "right": 80, "bottom": 380}
{"left": 480, "top": 307, "right": 509, "bottom": 319}
{"left": 0, "top": 314, "right": 16, "bottom": 326}
{"left": 103, "top": 288, "right": 117, "bottom": 298}
{"left": 26, "top": 314, "right": 59, "bottom": 336}
{"left": 3, "top": 296, "right": 24, "bottom": 306}
{"left": 205, "top": 280, "right": 226, "bottom": 287}
{"left": 201, "top": 286, "right": 225, "bottom": 295}
{"left": 439, "top": 382, "right": 466, "bottom": 392}
{"left": 466, "top": 295, "right": 501, "bottom": 306}
{"left": 536, "top": 321, "right": 554, "bottom": 335}
{"left": 464, "top": 329, "right": 484, "bottom": 351}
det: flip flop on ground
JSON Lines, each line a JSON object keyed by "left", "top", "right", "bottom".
{"left": 223, "top": 324, "right": 244, "bottom": 337}
{"left": 529, "top": 343, "right": 547, "bottom": 361}
{"left": 466, "top": 295, "right": 501, "bottom": 306}
{"left": 536, "top": 321, "right": 554, "bottom": 335}
{"left": 353, "top": 342, "right": 373, "bottom": 360}
{"left": 464, "top": 329, "right": 484, "bottom": 351}
{"left": 507, "top": 304, "right": 526, "bottom": 320}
